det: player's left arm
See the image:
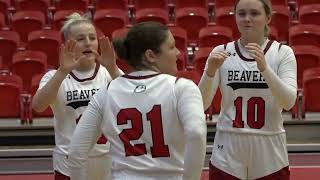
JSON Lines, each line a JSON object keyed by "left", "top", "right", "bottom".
{"left": 68, "top": 87, "right": 107, "bottom": 180}
{"left": 247, "top": 43, "right": 297, "bottom": 110}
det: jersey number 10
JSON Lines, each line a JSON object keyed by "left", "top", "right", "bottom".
{"left": 233, "top": 97, "right": 265, "bottom": 129}
{"left": 117, "top": 105, "right": 170, "bottom": 157}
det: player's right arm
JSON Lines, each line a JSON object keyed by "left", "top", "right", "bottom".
{"left": 175, "top": 78, "right": 207, "bottom": 180}
{"left": 68, "top": 86, "right": 106, "bottom": 180}
{"left": 198, "top": 46, "right": 228, "bottom": 109}
{"left": 32, "top": 40, "right": 86, "bottom": 112}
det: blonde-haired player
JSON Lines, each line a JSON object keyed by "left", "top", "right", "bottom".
{"left": 68, "top": 21, "right": 207, "bottom": 180}
{"left": 32, "top": 12, "right": 122, "bottom": 180}
{"left": 199, "top": 0, "right": 297, "bottom": 179}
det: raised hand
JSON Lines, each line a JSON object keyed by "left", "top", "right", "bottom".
{"left": 245, "top": 43, "right": 266, "bottom": 72}
{"left": 59, "top": 40, "right": 86, "bottom": 73}
{"left": 93, "top": 36, "right": 117, "bottom": 71}
{"left": 206, "top": 51, "right": 229, "bottom": 77}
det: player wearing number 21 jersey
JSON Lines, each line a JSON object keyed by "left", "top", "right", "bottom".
{"left": 68, "top": 22, "right": 207, "bottom": 180}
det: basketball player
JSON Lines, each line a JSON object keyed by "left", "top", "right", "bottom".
{"left": 199, "top": 0, "right": 297, "bottom": 179}
{"left": 32, "top": 13, "right": 121, "bottom": 180}
{"left": 68, "top": 21, "right": 207, "bottom": 180}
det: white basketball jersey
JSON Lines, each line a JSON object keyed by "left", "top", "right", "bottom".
{"left": 39, "top": 64, "right": 112, "bottom": 156}
{"left": 101, "top": 72, "right": 193, "bottom": 176}
{"left": 209, "top": 40, "right": 296, "bottom": 135}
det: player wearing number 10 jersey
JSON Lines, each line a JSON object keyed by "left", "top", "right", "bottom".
{"left": 68, "top": 22, "right": 207, "bottom": 180}
{"left": 199, "top": 0, "right": 297, "bottom": 179}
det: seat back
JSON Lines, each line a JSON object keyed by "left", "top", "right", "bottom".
{"left": 93, "top": 9, "right": 128, "bottom": 38}
{"left": 11, "top": 11, "right": 45, "bottom": 43}
{"left": 175, "top": 7, "right": 208, "bottom": 43}
{"left": 289, "top": 24, "right": 320, "bottom": 47}
{"left": 199, "top": 25, "right": 233, "bottom": 48}
{"left": 0, "top": 72, "right": 23, "bottom": 118}
{"left": 302, "top": 67, "right": 320, "bottom": 112}
{"left": 11, "top": 50, "right": 47, "bottom": 92}
{"left": 299, "top": 4, "right": 320, "bottom": 25}
{"left": 27, "top": 29, "right": 62, "bottom": 69}
{"left": 0, "top": 31, "right": 20, "bottom": 68}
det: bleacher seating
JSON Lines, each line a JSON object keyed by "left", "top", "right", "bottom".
{"left": 0, "top": 72, "right": 24, "bottom": 119}
{"left": 291, "top": 45, "right": 320, "bottom": 87}
{"left": 11, "top": 50, "right": 47, "bottom": 92}
{"left": 11, "top": 11, "right": 46, "bottom": 43}
{"left": 175, "top": 7, "right": 208, "bottom": 43}
{"left": 289, "top": 24, "right": 320, "bottom": 47}
{"left": 27, "top": 29, "right": 62, "bottom": 69}
{"left": 198, "top": 25, "right": 233, "bottom": 48}
{"left": 298, "top": 4, "right": 320, "bottom": 25}
{"left": 93, "top": 9, "right": 128, "bottom": 38}
{"left": 95, "top": 0, "right": 128, "bottom": 11}
{"left": 135, "top": 8, "right": 169, "bottom": 24}
{"left": 302, "top": 67, "right": 320, "bottom": 118}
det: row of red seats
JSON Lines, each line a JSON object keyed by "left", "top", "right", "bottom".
{"left": 0, "top": 0, "right": 319, "bottom": 43}
{"left": 1, "top": 23, "right": 320, "bottom": 86}
{"left": 2, "top": 65, "right": 318, "bottom": 123}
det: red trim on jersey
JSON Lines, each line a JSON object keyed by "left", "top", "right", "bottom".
{"left": 175, "top": 77, "right": 181, "bottom": 83}
{"left": 122, "top": 73, "right": 160, "bottom": 79}
{"left": 235, "top": 40, "right": 274, "bottom": 62}
{"left": 69, "top": 63, "right": 100, "bottom": 82}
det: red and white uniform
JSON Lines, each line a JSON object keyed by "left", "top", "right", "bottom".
{"left": 68, "top": 71, "right": 207, "bottom": 180}
{"left": 199, "top": 40, "right": 297, "bottom": 179}
{"left": 38, "top": 63, "right": 112, "bottom": 179}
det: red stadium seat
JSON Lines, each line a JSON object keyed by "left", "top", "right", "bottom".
{"left": 27, "top": 29, "right": 62, "bottom": 69}
{"left": 134, "top": 0, "right": 168, "bottom": 11}
{"left": 175, "top": 0, "right": 208, "bottom": 9}
{"left": 270, "top": 0, "right": 288, "bottom": 6}
{"left": 269, "top": 25, "right": 279, "bottom": 41}
{"left": 296, "top": 0, "right": 320, "bottom": 10}
{"left": 15, "top": 0, "right": 51, "bottom": 15}
{"left": 299, "top": 4, "right": 320, "bottom": 25}
{"left": 198, "top": 25, "right": 233, "bottom": 48}
{"left": 0, "top": 12, "right": 5, "bottom": 28}
{"left": 215, "top": 6, "right": 239, "bottom": 39}
{"left": 214, "top": 0, "right": 237, "bottom": 9}
{"left": 0, "top": 0, "right": 9, "bottom": 26}
{"left": 95, "top": 0, "right": 128, "bottom": 11}
{"left": 175, "top": 7, "right": 208, "bottom": 43}
{"left": 11, "top": 11, "right": 46, "bottom": 43}
{"left": 111, "top": 27, "right": 130, "bottom": 40}
{"left": 168, "top": 26, "right": 188, "bottom": 51}
{"left": 135, "top": 8, "right": 169, "bottom": 24}
{"left": 269, "top": 5, "right": 290, "bottom": 42}
{"left": 31, "top": 73, "right": 53, "bottom": 117}
{"left": 0, "top": 30, "right": 20, "bottom": 68}
{"left": 54, "top": 0, "right": 89, "bottom": 12}
{"left": 0, "top": 57, "right": 2, "bottom": 69}
{"left": 302, "top": 67, "right": 320, "bottom": 117}
{"left": 168, "top": 25, "right": 188, "bottom": 62}
{"left": 93, "top": 9, "right": 128, "bottom": 38}
{"left": 11, "top": 50, "right": 47, "bottom": 92}
{"left": 193, "top": 47, "right": 211, "bottom": 75}
{"left": 291, "top": 45, "right": 320, "bottom": 87}
{"left": 289, "top": 24, "right": 320, "bottom": 47}
{"left": 52, "top": 10, "right": 84, "bottom": 31}
{"left": 0, "top": 72, "right": 23, "bottom": 119}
